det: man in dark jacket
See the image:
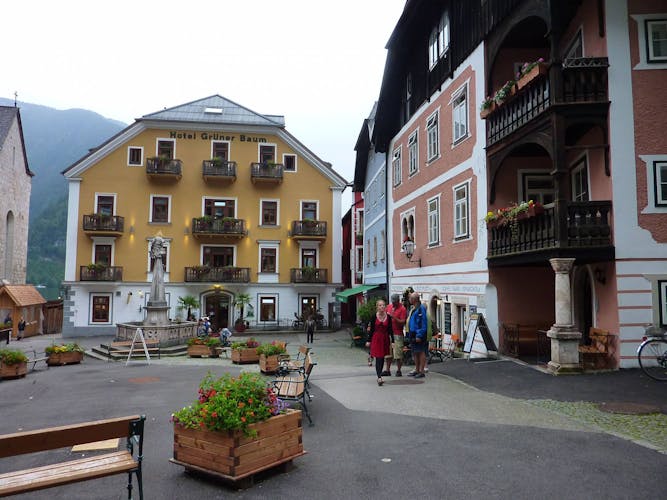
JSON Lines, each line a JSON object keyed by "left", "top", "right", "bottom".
{"left": 407, "top": 292, "right": 428, "bottom": 378}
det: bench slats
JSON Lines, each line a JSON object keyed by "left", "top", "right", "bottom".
{"left": 0, "top": 451, "right": 136, "bottom": 495}
{"left": 275, "top": 376, "right": 305, "bottom": 398}
{"left": 0, "top": 415, "right": 141, "bottom": 458}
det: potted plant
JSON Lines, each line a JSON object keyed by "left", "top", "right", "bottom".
{"left": 493, "top": 79, "right": 516, "bottom": 106}
{"left": 0, "top": 348, "right": 28, "bottom": 378}
{"left": 187, "top": 336, "right": 221, "bottom": 358}
{"left": 516, "top": 57, "right": 547, "bottom": 90}
{"left": 171, "top": 372, "right": 304, "bottom": 480}
{"left": 257, "top": 341, "right": 288, "bottom": 373}
{"left": 479, "top": 95, "right": 495, "bottom": 119}
{"left": 177, "top": 295, "right": 199, "bottom": 322}
{"left": 45, "top": 343, "right": 85, "bottom": 366}
{"left": 231, "top": 338, "right": 260, "bottom": 364}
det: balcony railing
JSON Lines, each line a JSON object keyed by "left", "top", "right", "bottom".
{"left": 250, "top": 162, "right": 283, "bottom": 183}
{"left": 202, "top": 160, "right": 237, "bottom": 181}
{"left": 488, "top": 201, "right": 613, "bottom": 261}
{"left": 191, "top": 217, "right": 247, "bottom": 238}
{"left": 146, "top": 157, "right": 182, "bottom": 177}
{"left": 82, "top": 214, "right": 124, "bottom": 234}
{"left": 80, "top": 265, "right": 123, "bottom": 281}
{"left": 486, "top": 58, "right": 609, "bottom": 146}
{"left": 290, "top": 268, "right": 328, "bottom": 283}
{"left": 290, "top": 220, "right": 327, "bottom": 239}
{"left": 184, "top": 266, "right": 250, "bottom": 283}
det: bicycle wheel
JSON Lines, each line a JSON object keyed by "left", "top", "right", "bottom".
{"left": 638, "top": 339, "right": 667, "bottom": 381}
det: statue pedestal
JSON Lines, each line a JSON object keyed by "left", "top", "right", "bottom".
{"left": 547, "top": 326, "right": 582, "bottom": 374}
{"left": 144, "top": 305, "right": 170, "bottom": 326}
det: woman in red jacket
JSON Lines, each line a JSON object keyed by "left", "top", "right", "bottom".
{"left": 366, "top": 299, "right": 395, "bottom": 386}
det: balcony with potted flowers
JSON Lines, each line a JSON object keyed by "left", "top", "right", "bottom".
{"left": 289, "top": 219, "right": 327, "bottom": 241}
{"left": 250, "top": 161, "right": 283, "bottom": 184}
{"left": 191, "top": 216, "right": 247, "bottom": 240}
{"left": 146, "top": 156, "right": 182, "bottom": 180}
{"left": 202, "top": 157, "right": 237, "bottom": 183}
{"left": 82, "top": 214, "right": 124, "bottom": 237}
{"left": 290, "top": 267, "right": 328, "bottom": 284}
{"left": 184, "top": 266, "right": 250, "bottom": 283}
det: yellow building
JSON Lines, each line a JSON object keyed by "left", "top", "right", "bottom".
{"left": 62, "top": 95, "right": 347, "bottom": 336}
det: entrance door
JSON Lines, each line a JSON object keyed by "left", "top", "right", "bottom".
{"left": 300, "top": 296, "right": 318, "bottom": 319}
{"left": 204, "top": 293, "right": 231, "bottom": 332}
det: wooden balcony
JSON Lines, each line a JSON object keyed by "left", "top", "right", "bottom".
{"left": 80, "top": 265, "right": 123, "bottom": 281}
{"left": 487, "top": 201, "right": 614, "bottom": 266}
{"left": 146, "top": 157, "right": 182, "bottom": 179}
{"left": 290, "top": 268, "right": 328, "bottom": 284}
{"left": 184, "top": 266, "right": 250, "bottom": 283}
{"left": 202, "top": 160, "right": 237, "bottom": 182}
{"left": 289, "top": 220, "right": 327, "bottom": 240}
{"left": 250, "top": 162, "right": 283, "bottom": 184}
{"left": 191, "top": 217, "right": 247, "bottom": 239}
{"left": 486, "top": 58, "right": 609, "bottom": 147}
{"left": 82, "top": 214, "right": 124, "bottom": 236}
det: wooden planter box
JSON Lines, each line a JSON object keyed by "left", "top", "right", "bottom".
{"left": 171, "top": 409, "right": 305, "bottom": 481}
{"left": 188, "top": 344, "right": 219, "bottom": 358}
{"left": 0, "top": 361, "right": 27, "bottom": 379}
{"left": 517, "top": 62, "right": 548, "bottom": 90}
{"left": 231, "top": 347, "right": 259, "bottom": 364}
{"left": 47, "top": 351, "right": 83, "bottom": 366}
{"left": 259, "top": 354, "right": 280, "bottom": 373}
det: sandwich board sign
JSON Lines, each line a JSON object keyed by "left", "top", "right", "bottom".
{"left": 463, "top": 313, "right": 497, "bottom": 359}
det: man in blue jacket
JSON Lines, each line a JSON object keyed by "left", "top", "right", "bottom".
{"left": 407, "top": 292, "right": 428, "bottom": 378}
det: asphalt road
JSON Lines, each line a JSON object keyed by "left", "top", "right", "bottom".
{"left": 0, "top": 330, "right": 665, "bottom": 499}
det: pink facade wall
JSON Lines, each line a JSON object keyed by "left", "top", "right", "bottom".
{"left": 492, "top": 267, "right": 554, "bottom": 326}
{"left": 629, "top": 0, "right": 667, "bottom": 242}
{"left": 392, "top": 66, "right": 479, "bottom": 269}
{"left": 560, "top": 0, "right": 608, "bottom": 58}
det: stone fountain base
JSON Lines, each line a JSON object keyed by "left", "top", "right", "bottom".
{"left": 116, "top": 321, "right": 198, "bottom": 347}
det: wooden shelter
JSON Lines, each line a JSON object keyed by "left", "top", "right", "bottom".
{"left": 0, "top": 285, "right": 46, "bottom": 339}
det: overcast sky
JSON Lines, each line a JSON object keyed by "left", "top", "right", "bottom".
{"left": 4, "top": 0, "right": 406, "bottom": 211}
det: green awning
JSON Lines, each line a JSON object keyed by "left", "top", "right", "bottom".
{"left": 335, "top": 285, "right": 379, "bottom": 303}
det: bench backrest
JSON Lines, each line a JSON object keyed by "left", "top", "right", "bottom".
{"left": 0, "top": 415, "right": 144, "bottom": 458}
{"left": 303, "top": 353, "right": 316, "bottom": 377}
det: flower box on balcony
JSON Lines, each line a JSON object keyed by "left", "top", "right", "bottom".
{"left": 517, "top": 62, "right": 548, "bottom": 91}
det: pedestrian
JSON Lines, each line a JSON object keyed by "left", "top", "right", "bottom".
{"left": 17, "top": 317, "right": 26, "bottom": 340}
{"left": 366, "top": 298, "right": 395, "bottom": 386}
{"left": 384, "top": 293, "right": 407, "bottom": 376}
{"left": 305, "top": 314, "right": 316, "bottom": 343}
{"left": 3, "top": 313, "right": 11, "bottom": 325}
{"left": 406, "top": 292, "right": 428, "bottom": 378}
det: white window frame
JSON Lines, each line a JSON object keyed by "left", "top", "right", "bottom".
{"left": 408, "top": 131, "right": 419, "bottom": 175}
{"left": 660, "top": 280, "right": 667, "bottom": 326}
{"left": 632, "top": 14, "right": 667, "bottom": 70}
{"left": 426, "top": 110, "right": 440, "bottom": 162}
{"left": 655, "top": 161, "right": 667, "bottom": 206}
{"left": 564, "top": 27, "right": 584, "bottom": 60}
{"left": 438, "top": 11, "right": 450, "bottom": 58}
{"left": 300, "top": 200, "right": 319, "bottom": 220}
{"left": 149, "top": 194, "right": 171, "bottom": 223}
{"left": 258, "top": 242, "right": 280, "bottom": 276}
{"left": 647, "top": 19, "right": 667, "bottom": 63}
{"left": 570, "top": 155, "right": 590, "bottom": 202}
{"left": 127, "top": 146, "right": 143, "bottom": 166}
{"left": 202, "top": 196, "right": 237, "bottom": 218}
{"left": 90, "top": 293, "right": 113, "bottom": 325}
{"left": 400, "top": 209, "right": 416, "bottom": 250}
{"left": 91, "top": 237, "right": 116, "bottom": 266}
{"left": 211, "top": 140, "right": 231, "bottom": 160}
{"left": 94, "top": 193, "right": 117, "bottom": 215}
{"left": 258, "top": 143, "right": 277, "bottom": 162}
{"left": 521, "top": 171, "right": 555, "bottom": 205}
{"left": 259, "top": 199, "right": 280, "bottom": 226}
{"left": 452, "top": 84, "right": 469, "bottom": 144}
{"left": 427, "top": 196, "right": 440, "bottom": 246}
{"left": 283, "top": 153, "right": 297, "bottom": 172}
{"left": 453, "top": 183, "right": 470, "bottom": 240}
{"left": 155, "top": 138, "right": 175, "bottom": 158}
{"left": 640, "top": 155, "right": 667, "bottom": 213}
{"left": 258, "top": 295, "right": 278, "bottom": 322}
{"left": 392, "top": 147, "right": 402, "bottom": 186}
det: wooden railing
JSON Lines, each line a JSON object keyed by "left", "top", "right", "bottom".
{"left": 486, "top": 58, "right": 609, "bottom": 146}
{"left": 488, "top": 201, "right": 612, "bottom": 258}
{"left": 82, "top": 214, "right": 124, "bottom": 233}
{"left": 290, "top": 220, "right": 327, "bottom": 238}
{"left": 290, "top": 268, "right": 328, "bottom": 283}
{"left": 80, "top": 266, "right": 123, "bottom": 281}
{"left": 191, "top": 217, "right": 247, "bottom": 237}
{"left": 184, "top": 266, "right": 250, "bottom": 283}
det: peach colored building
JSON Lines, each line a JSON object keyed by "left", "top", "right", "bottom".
{"left": 373, "top": 0, "right": 667, "bottom": 370}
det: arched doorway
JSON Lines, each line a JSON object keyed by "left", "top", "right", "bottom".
{"left": 203, "top": 291, "right": 232, "bottom": 333}
{"left": 573, "top": 266, "right": 594, "bottom": 345}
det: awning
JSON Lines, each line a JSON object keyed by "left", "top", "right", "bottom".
{"left": 335, "top": 285, "right": 379, "bottom": 303}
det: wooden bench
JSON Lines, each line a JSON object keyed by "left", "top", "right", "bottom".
{"left": 273, "top": 353, "right": 316, "bottom": 426}
{"left": 278, "top": 344, "right": 310, "bottom": 374}
{"left": 0, "top": 415, "right": 145, "bottom": 499}
{"left": 579, "top": 327, "right": 615, "bottom": 369}
{"left": 108, "top": 339, "right": 160, "bottom": 360}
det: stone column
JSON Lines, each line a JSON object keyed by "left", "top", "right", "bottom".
{"left": 547, "top": 258, "right": 582, "bottom": 374}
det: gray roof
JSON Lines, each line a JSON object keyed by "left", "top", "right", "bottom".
{"left": 0, "top": 106, "right": 18, "bottom": 145}
{"left": 141, "top": 95, "right": 285, "bottom": 127}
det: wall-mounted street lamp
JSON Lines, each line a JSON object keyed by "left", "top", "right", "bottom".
{"left": 401, "top": 238, "right": 421, "bottom": 267}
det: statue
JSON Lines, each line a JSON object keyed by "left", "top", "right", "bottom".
{"left": 145, "top": 233, "right": 169, "bottom": 324}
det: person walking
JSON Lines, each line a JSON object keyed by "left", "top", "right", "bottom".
{"left": 305, "top": 314, "right": 316, "bottom": 344}
{"left": 366, "top": 298, "right": 395, "bottom": 386}
{"left": 406, "top": 292, "right": 428, "bottom": 378}
{"left": 384, "top": 294, "right": 407, "bottom": 376}
{"left": 17, "top": 317, "right": 26, "bottom": 341}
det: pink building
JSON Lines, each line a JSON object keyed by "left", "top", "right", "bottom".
{"left": 375, "top": 0, "right": 667, "bottom": 370}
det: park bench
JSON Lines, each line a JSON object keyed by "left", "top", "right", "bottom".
{"left": 579, "top": 327, "right": 616, "bottom": 369}
{"left": 278, "top": 344, "right": 310, "bottom": 374}
{"left": 273, "top": 353, "right": 316, "bottom": 426}
{"left": 0, "top": 414, "right": 145, "bottom": 499}
{"left": 108, "top": 339, "right": 160, "bottom": 360}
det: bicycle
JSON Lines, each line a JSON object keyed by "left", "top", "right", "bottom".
{"left": 637, "top": 326, "right": 667, "bottom": 381}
